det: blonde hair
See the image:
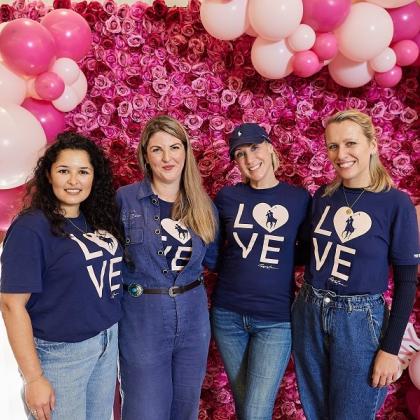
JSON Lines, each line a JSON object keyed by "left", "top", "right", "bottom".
{"left": 138, "top": 115, "right": 216, "bottom": 244}
{"left": 238, "top": 141, "right": 280, "bottom": 184}
{"left": 323, "top": 109, "right": 393, "bottom": 196}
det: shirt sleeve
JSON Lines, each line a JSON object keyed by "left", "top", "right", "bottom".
{"left": 0, "top": 223, "right": 45, "bottom": 293}
{"left": 203, "top": 202, "right": 221, "bottom": 271}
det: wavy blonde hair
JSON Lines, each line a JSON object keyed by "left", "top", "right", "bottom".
{"left": 323, "top": 109, "right": 393, "bottom": 196}
{"left": 137, "top": 115, "right": 216, "bottom": 244}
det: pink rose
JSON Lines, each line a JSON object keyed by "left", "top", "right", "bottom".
{"left": 184, "top": 114, "right": 203, "bottom": 131}
{"left": 94, "top": 75, "right": 112, "bottom": 90}
{"left": 400, "top": 107, "right": 418, "bottom": 124}
{"left": 221, "top": 90, "right": 237, "bottom": 108}
{"left": 117, "top": 101, "right": 133, "bottom": 118}
{"left": 105, "top": 15, "right": 121, "bottom": 33}
{"left": 73, "top": 113, "right": 88, "bottom": 127}
{"left": 121, "top": 18, "right": 136, "bottom": 34}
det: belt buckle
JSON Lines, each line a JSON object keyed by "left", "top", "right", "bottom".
{"left": 128, "top": 283, "right": 143, "bottom": 298}
{"left": 168, "top": 286, "right": 178, "bottom": 298}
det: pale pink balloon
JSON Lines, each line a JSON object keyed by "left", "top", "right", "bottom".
{"left": 389, "top": 2, "right": 420, "bottom": 43}
{"left": 249, "top": 0, "right": 303, "bottom": 41}
{"left": 328, "top": 53, "right": 374, "bottom": 88}
{"left": 393, "top": 39, "right": 419, "bottom": 66}
{"left": 0, "top": 22, "right": 8, "bottom": 37}
{"left": 336, "top": 3, "right": 393, "bottom": 62}
{"left": 366, "top": 0, "right": 414, "bottom": 8}
{"left": 0, "top": 19, "right": 56, "bottom": 76}
{"left": 251, "top": 37, "right": 294, "bottom": 79}
{"left": 293, "top": 50, "right": 320, "bottom": 77}
{"left": 0, "top": 185, "right": 26, "bottom": 231}
{"left": 0, "top": 104, "right": 46, "bottom": 189}
{"left": 26, "top": 78, "right": 42, "bottom": 100}
{"left": 51, "top": 58, "right": 80, "bottom": 85}
{"left": 200, "top": 0, "right": 249, "bottom": 41}
{"left": 22, "top": 98, "right": 66, "bottom": 144}
{"left": 71, "top": 71, "right": 88, "bottom": 102}
{"left": 302, "top": 0, "right": 351, "bottom": 32}
{"left": 52, "top": 85, "right": 80, "bottom": 113}
{"left": 287, "top": 24, "right": 316, "bottom": 52}
{"left": 0, "top": 62, "right": 27, "bottom": 105}
{"left": 409, "top": 351, "right": 420, "bottom": 390}
{"left": 312, "top": 33, "right": 338, "bottom": 61}
{"left": 41, "top": 9, "right": 92, "bottom": 61}
{"left": 374, "top": 65, "right": 403, "bottom": 87}
{"left": 369, "top": 47, "right": 397, "bottom": 72}
{"left": 245, "top": 24, "right": 258, "bottom": 37}
{"left": 34, "top": 72, "right": 65, "bottom": 101}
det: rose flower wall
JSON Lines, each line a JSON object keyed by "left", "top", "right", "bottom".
{"left": 0, "top": 0, "right": 419, "bottom": 419}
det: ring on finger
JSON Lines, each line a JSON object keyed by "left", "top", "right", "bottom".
{"left": 30, "top": 409, "right": 37, "bottom": 418}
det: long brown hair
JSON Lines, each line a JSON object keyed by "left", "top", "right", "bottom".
{"left": 137, "top": 115, "right": 216, "bottom": 244}
{"left": 323, "top": 109, "right": 393, "bottom": 196}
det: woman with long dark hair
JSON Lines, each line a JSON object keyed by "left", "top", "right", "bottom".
{"left": 0, "top": 132, "right": 123, "bottom": 420}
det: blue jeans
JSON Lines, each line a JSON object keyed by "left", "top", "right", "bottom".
{"left": 292, "top": 284, "right": 389, "bottom": 420}
{"left": 31, "top": 323, "right": 118, "bottom": 420}
{"left": 211, "top": 306, "right": 292, "bottom": 420}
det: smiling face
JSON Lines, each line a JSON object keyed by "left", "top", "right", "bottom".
{"left": 325, "top": 120, "right": 377, "bottom": 188}
{"left": 145, "top": 131, "right": 186, "bottom": 187}
{"left": 233, "top": 141, "right": 277, "bottom": 188}
{"left": 48, "top": 149, "right": 94, "bottom": 217}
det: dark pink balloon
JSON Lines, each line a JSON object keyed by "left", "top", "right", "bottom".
{"left": 0, "top": 19, "right": 56, "bottom": 76}
{"left": 41, "top": 9, "right": 92, "bottom": 62}
{"left": 406, "top": 383, "right": 420, "bottom": 418}
{"left": 302, "top": 0, "right": 351, "bottom": 32}
{"left": 312, "top": 32, "right": 338, "bottom": 61}
{"left": 374, "top": 65, "right": 403, "bottom": 87}
{"left": 0, "top": 185, "right": 25, "bottom": 231}
{"left": 293, "top": 50, "right": 320, "bottom": 77}
{"left": 22, "top": 98, "right": 66, "bottom": 144}
{"left": 389, "top": 2, "right": 420, "bottom": 43}
{"left": 412, "top": 32, "right": 420, "bottom": 67}
{"left": 35, "top": 72, "right": 65, "bottom": 101}
{"left": 392, "top": 39, "right": 419, "bottom": 66}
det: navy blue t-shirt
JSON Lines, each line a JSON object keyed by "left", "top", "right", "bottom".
{"left": 305, "top": 186, "right": 419, "bottom": 293}
{"left": 0, "top": 211, "right": 123, "bottom": 342}
{"left": 159, "top": 199, "right": 192, "bottom": 273}
{"left": 213, "top": 182, "right": 311, "bottom": 321}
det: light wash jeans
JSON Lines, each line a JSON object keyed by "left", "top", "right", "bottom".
{"left": 30, "top": 323, "right": 118, "bottom": 420}
{"left": 292, "top": 283, "right": 388, "bottom": 420}
{"left": 211, "top": 306, "right": 292, "bottom": 420}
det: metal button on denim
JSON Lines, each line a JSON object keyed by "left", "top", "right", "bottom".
{"left": 154, "top": 215, "right": 159, "bottom": 221}
{"left": 151, "top": 198, "right": 158, "bottom": 205}
{"left": 157, "top": 250, "right": 164, "bottom": 256}
{"left": 162, "top": 269, "right": 168, "bottom": 274}
{"left": 155, "top": 229, "right": 161, "bottom": 235}
{"left": 324, "top": 297, "right": 331, "bottom": 303}
{"left": 125, "top": 238, "right": 131, "bottom": 244}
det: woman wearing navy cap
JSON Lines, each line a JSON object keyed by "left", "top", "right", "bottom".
{"left": 117, "top": 115, "right": 218, "bottom": 420}
{"left": 211, "top": 123, "right": 311, "bottom": 420}
{"left": 292, "top": 110, "right": 419, "bottom": 419}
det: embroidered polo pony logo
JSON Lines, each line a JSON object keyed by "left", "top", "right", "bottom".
{"left": 265, "top": 209, "right": 277, "bottom": 230}
{"left": 342, "top": 215, "right": 355, "bottom": 239}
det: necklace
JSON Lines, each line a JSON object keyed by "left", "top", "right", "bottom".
{"left": 342, "top": 187, "right": 366, "bottom": 215}
{"left": 66, "top": 215, "right": 88, "bottom": 235}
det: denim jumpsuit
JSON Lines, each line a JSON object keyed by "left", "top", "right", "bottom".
{"left": 117, "top": 180, "right": 217, "bottom": 420}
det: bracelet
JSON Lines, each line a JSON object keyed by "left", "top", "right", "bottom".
{"left": 23, "top": 371, "right": 44, "bottom": 385}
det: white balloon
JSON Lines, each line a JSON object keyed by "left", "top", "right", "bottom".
{"left": 287, "top": 24, "right": 316, "bottom": 52}
{"left": 71, "top": 71, "right": 87, "bottom": 102}
{"left": 369, "top": 48, "right": 397, "bottom": 73}
{"left": 52, "top": 85, "right": 79, "bottom": 112}
{"left": 328, "top": 53, "right": 374, "bottom": 88}
{"left": 0, "top": 104, "right": 46, "bottom": 189}
{"left": 51, "top": 58, "right": 81, "bottom": 85}
{"left": 0, "top": 62, "right": 27, "bottom": 105}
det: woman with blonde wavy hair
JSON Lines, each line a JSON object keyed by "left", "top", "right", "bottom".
{"left": 116, "top": 115, "right": 218, "bottom": 420}
{"left": 292, "top": 109, "right": 419, "bottom": 420}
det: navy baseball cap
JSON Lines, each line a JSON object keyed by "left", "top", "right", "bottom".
{"left": 229, "top": 123, "right": 270, "bottom": 159}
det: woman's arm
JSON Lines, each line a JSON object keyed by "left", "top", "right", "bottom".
{"left": 0, "top": 293, "right": 55, "bottom": 420}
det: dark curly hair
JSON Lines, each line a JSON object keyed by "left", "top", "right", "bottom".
{"left": 23, "top": 132, "right": 122, "bottom": 242}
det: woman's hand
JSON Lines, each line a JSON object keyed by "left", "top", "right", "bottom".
{"left": 371, "top": 349, "right": 401, "bottom": 388}
{"left": 25, "top": 376, "right": 56, "bottom": 420}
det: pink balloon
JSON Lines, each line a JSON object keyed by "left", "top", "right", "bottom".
{"left": 406, "top": 383, "right": 420, "bottom": 418}
{"left": 312, "top": 32, "right": 338, "bottom": 61}
{"left": 369, "top": 47, "right": 397, "bottom": 72}
{"left": 393, "top": 39, "right": 419, "bottom": 66}
{"left": 34, "top": 72, "right": 65, "bottom": 101}
{"left": 0, "top": 19, "right": 56, "bottom": 76}
{"left": 367, "top": 0, "right": 416, "bottom": 9}
{"left": 336, "top": 3, "right": 394, "bottom": 62}
{"left": 251, "top": 37, "right": 294, "bottom": 79}
{"left": 249, "top": 0, "right": 303, "bottom": 41}
{"left": 412, "top": 32, "right": 420, "bottom": 67}
{"left": 374, "top": 65, "right": 403, "bottom": 87}
{"left": 41, "top": 9, "right": 92, "bottom": 61}
{"left": 328, "top": 53, "right": 374, "bottom": 88}
{"left": 0, "top": 62, "right": 27, "bottom": 105}
{"left": 245, "top": 24, "right": 258, "bottom": 38}
{"left": 302, "top": 0, "right": 351, "bottom": 32}
{"left": 22, "top": 98, "right": 66, "bottom": 144}
{"left": 199, "top": 0, "right": 249, "bottom": 41}
{"left": 389, "top": 2, "right": 420, "bottom": 43}
{"left": 287, "top": 24, "right": 316, "bottom": 52}
{"left": 293, "top": 50, "right": 320, "bottom": 77}
{"left": 0, "top": 104, "right": 46, "bottom": 189}
{"left": 409, "top": 351, "right": 420, "bottom": 390}
{"left": 0, "top": 185, "right": 26, "bottom": 231}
